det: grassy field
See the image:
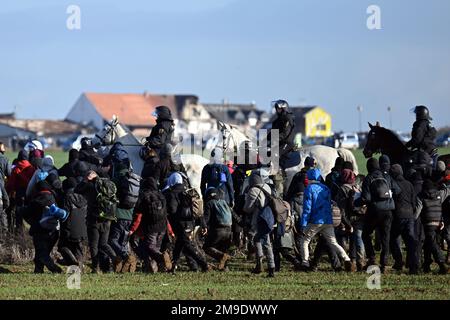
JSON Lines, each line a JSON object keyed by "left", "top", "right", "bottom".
{"left": 1, "top": 147, "right": 449, "bottom": 300}
{"left": 6, "top": 147, "right": 450, "bottom": 176}
{"left": 0, "top": 259, "right": 449, "bottom": 300}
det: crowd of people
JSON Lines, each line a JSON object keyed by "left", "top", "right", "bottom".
{"left": 0, "top": 103, "right": 449, "bottom": 277}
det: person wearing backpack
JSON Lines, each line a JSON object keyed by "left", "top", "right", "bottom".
{"left": 336, "top": 169, "right": 366, "bottom": 271}
{"left": 163, "top": 172, "right": 209, "bottom": 273}
{"left": 134, "top": 177, "right": 169, "bottom": 273}
{"left": 203, "top": 187, "right": 233, "bottom": 271}
{"left": 286, "top": 156, "right": 317, "bottom": 255}
{"left": 299, "top": 168, "right": 352, "bottom": 272}
{"left": 310, "top": 169, "right": 356, "bottom": 272}
{"left": 26, "top": 155, "right": 58, "bottom": 200}
{"left": 201, "top": 148, "right": 234, "bottom": 208}
{"left": 243, "top": 172, "right": 276, "bottom": 277}
{"left": 109, "top": 163, "right": 139, "bottom": 272}
{"left": 5, "top": 150, "right": 34, "bottom": 232}
{"left": 361, "top": 158, "right": 401, "bottom": 273}
{"left": 75, "top": 170, "right": 117, "bottom": 273}
{"left": 388, "top": 164, "right": 419, "bottom": 274}
{"left": 416, "top": 179, "right": 450, "bottom": 274}
{"left": 25, "top": 180, "right": 64, "bottom": 273}
{"left": 58, "top": 177, "right": 88, "bottom": 268}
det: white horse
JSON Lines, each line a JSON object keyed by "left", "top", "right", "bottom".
{"left": 216, "top": 121, "right": 359, "bottom": 190}
{"left": 92, "top": 116, "right": 209, "bottom": 191}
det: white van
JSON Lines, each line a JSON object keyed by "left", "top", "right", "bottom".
{"left": 336, "top": 133, "right": 359, "bottom": 150}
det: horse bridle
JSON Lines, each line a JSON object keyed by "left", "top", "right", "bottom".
{"left": 221, "top": 126, "right": 239, "bottom": 161}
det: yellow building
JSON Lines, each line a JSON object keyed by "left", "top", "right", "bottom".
{"left": 290, "top": 106, "right": 332, "bottom": 138}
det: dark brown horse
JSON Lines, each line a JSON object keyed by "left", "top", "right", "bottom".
{"left": 363, "top": 122, "right": 410, "bottom": 166}
{"left": 363, "top": 122, "right": 450, "bottom": 169}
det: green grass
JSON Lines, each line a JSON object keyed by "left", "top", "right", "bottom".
{"left": 6, "top": 147, "right": 449, "bottom": 176}
{"left": 6, "top": 150, "right": 67, "bottom": 169}
{"left": 352, "top": 147, "right": 450, "bottom": 176}
{"left": 0, "top": 261, "right": 449, "bottom": 300}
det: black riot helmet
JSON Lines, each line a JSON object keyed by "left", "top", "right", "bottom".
{"left": 412, "top": 105, "right": 432, "bottom": 121}
{"left": 271, "top": 99, "right": 289, "bottom": 111}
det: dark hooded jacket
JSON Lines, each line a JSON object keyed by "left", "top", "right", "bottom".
{"left": 79, "top": 146, "right": 102, "bottom": 166}
{"left": 58, "top": 149, "right": 80, "bottom": 178}
{"left": 135, "top": 177, "right": 167, "bottom": 234}
{"left": 141, "top": 154, "right": 162, "bottom": 186}
{"left": 405, "top": 119, "right": 437, "bottom": 154}
{"left": 74, "top": 177, "right": 101, "bottom": 222}
{"left": 26, "top": 181, "right": 56, "bottom": 236}
{"left": 336, "top": 169, "right": 357, "bottom": 227}
{"left": 326, "top": 157, "right": 344, "bottom": 200}
{"left": 164, "top": 183, "right": 196, "bottom": 231}
{"left": 146, "top": 106, "right": 175, "bottom": 150}
{"left": 61, "top": 178, "right": 88, "bottom": 241}
{"left": 390, "top": 164, "right": 416, "bottom": 220}
{"left": 269, "top": 109, "right": 295, "bottom": 150}
{"left": 361, "top": 158, "right": 401, "bottom": 212}
{"left": 418, "top": 180, "right": 450, "bottom": 223}
{"left": 379, "top": 155, "right": 391, "bottom": 174}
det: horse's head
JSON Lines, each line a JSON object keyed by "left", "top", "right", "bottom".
{"left": 94, "top": 115, "right": 126, "bottom": 146}
{"left": 216, "top": 120, "right": 233, "bottom": 153}
{"left": 363, "top": 122, "right": 383, "bottom": 158}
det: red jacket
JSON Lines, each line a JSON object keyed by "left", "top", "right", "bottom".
{"left": 6, "top": 160, "right": 35, "bottom": 194}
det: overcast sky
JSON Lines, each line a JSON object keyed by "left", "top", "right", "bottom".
{"left": 0, "top": 0, "right": 449, "bottom": 132}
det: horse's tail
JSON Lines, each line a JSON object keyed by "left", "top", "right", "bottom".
{"left": 337, "top": 148, "right": 359, "bottom": 175}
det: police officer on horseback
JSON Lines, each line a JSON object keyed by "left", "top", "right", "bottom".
{"left": 268, "top": 99, "right": 296, "bottom": 166}
{"left": 145, "top": 106, "right": 175, "bottom": 156}
{"left": 405, "top": 106, "right": 437, "bottom": 163}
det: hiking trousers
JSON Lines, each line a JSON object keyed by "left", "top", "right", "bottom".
{"left": 300, "top": 224, "right": 350, "bottom": 267}
{"left": 254, "top": 231, "right": 275, "bottom": 269}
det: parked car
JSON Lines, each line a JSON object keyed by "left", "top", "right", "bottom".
{"left": 437, "top": 134, "right": 450, "bottom": 147}
{"left": 336, "top": 133, "right": 359, "bottom": 150}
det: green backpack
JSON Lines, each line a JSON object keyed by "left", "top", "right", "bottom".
{"left": 95, "top": 178, "right": 119, "bottom": 221}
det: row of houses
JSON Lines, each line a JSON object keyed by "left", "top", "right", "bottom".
{"left": 66, "top": 92, "right": 332, "bottom": 137}
{"left": 0, "top": 92, "right": 333, "bottom": 149}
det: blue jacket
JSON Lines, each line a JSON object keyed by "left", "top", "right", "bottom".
{"left": 301, "top": 168, "right": 333, "bottom": 227}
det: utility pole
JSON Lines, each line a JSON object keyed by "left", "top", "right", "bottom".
{"left": 387, "top": 106, "right": 392, "bottom": 129}
{"left": 357, "top": 105, "right": 363, "bottom": 132}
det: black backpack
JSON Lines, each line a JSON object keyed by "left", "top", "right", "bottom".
{"left": 119, "top": 171, "right": 141, "bottom": 209}
{"left": 148, "top": 195, "right": 166, "bottom": 220}
{"left": 369, "top": 177, "right": 392, "bottom": 202}
{"left": 208, "top": 164, "right": 227, "bottom": 188}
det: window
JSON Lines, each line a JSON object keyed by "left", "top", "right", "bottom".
{"left": 316, "top": 124, "right": 326, "bottom": 131}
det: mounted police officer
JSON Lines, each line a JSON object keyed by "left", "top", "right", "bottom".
{"left": 268, "top": 100, "right": 296, "bottom": 163}
{"left": 145, "top": 106, "right": 175, "bottom": 157}
{"left": 266, "top": 100, "right": 296, "bottom": 195}
{"left": 405, "top": 106, "right": 438, "bottom": 167}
